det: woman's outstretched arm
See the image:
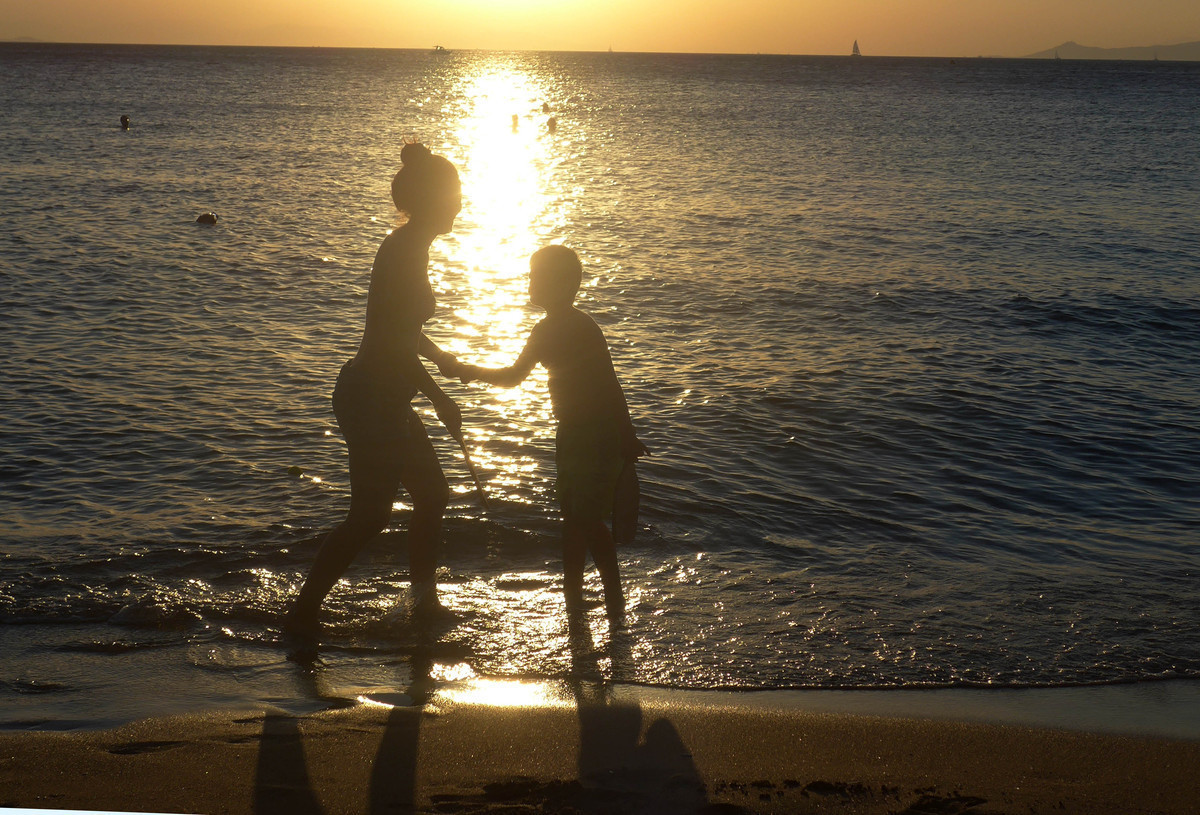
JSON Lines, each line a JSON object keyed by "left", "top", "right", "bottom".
{"left": 419, "top": 333, "right": 459, "bottom": 377}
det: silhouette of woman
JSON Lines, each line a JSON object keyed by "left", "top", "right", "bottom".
{"left": 285, "top": 141, "right": 463, "bottom": 651}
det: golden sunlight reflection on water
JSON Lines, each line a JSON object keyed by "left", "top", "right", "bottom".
{"left": 357, "top": 674, "right": 574, "bottom": 710}
{"left": 436, "top": 676, "right": 575, "bottom": 708}
{"left": 437, "top": 59, "right": 570, "bottom": 504}
{"left": 438, "top": 574, "right": 568, "bottom": 652}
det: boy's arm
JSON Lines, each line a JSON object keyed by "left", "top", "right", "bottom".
{"left": 597, "top": 325, "right": 647, "bottom": 459}
{"left": 461, "top": 346, "right": 539, "bottom": 387}
{"left": 459, "top": 330, "right": 542, "bottom": 388}
{"left": 612, "top": 377, "right": 649, "bottom": 459}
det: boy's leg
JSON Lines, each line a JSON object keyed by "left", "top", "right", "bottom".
{"left": 588, "top": 520, "right": 625, "bottom": 621}
{"left": 556, "top": 422, "right": 624, "bottom": 614}
{"left": 562, "top": 517, "right": 588, "bottom": 609}
{"left": 561, "top": 515, "right": 625, "bottom": 618}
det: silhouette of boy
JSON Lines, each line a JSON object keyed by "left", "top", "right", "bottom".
{"left": 458, "top": 245, "right": 646, "bottom": 619}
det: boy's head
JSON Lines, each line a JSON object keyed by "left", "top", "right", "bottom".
{"left": 529, "top": 244, "right": 582, "bottom": 310}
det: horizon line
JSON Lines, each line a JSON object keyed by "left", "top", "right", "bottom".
{"left": 4, "top": 37, "right": 1199, "bottom": 61}
{"left": 0, "top": 38, "right": 1065, "bottom": 61}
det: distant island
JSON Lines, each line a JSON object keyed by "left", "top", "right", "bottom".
{"left": 1027, "top": 40, "right": 1200, "bottom": 61}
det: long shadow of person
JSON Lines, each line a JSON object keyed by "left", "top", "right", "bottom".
{"left": 253, "top": 620, "right": 709, "bottom": 814}
{"left": 369, "top": 651, "right": 435, "bottom": 811}
{"left": 253, "top": 713, "right": 325, "bottom": 815}
{"left": 253, "top": 650, "right": 435, "bottom": 814}
{"left": 568, "top": 611, "right": 709, "bottom": 813}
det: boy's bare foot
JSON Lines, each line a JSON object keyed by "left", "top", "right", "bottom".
{"left": 412, "top": 596, "right": 457, "bottom": 621}
{"left": 565, "top": 590, "right": 602, "bottom": 613}
{"left": 605, "top": 602, "right": 627, "bottom": 629}
{"left": 603, "top": 585, "right": 626, "bottom": 625}
{"left": 283, "top": 633, "right": 318, "bottom": 664}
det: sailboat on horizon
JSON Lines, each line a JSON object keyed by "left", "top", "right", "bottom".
{"left": 851, "top": 40, "right": 861, "bottom": 57}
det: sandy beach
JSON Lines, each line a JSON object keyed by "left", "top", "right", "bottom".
{"left": 2, "top": 686, "right": 1197, "bottom": 815}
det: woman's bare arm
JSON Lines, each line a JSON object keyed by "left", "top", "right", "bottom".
{"left": 397, "top": 323, "right": 462, "bottom": 437}
{"left": 419, "top": 333, "right": 458, "bottom": 377}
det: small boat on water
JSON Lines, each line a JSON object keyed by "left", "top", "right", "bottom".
{"left": 433, "top": 45, "right": 450, "bottom": 54}
{"left": 851, "top": 40, "right": 861, "bottom": 57}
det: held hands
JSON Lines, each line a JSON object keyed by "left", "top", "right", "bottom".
{"left": 432, "top": 352, "right": 480, "bottom": 386}
{"left": 457, "top": 363, "right": 481, "bottom": 385}
{"left": 434, "top": 352, "right": 460, "bottom": 379}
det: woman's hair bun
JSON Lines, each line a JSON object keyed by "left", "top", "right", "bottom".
{"left": 391, "top": 137, "right": 459, "bottom": 214}
{"left": 401, "top": 139, "right": 433, "bottom": 166}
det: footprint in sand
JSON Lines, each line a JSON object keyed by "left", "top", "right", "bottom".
{"left": 107, "top": 740, "right": 186, "bottom": 755}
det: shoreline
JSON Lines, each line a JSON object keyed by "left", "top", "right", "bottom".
{"left": 6, "top": 663, "right": 1200, "bottom": 741}
{"left": 2, "top": 684, "right": 1197, "bottom": 815}
{"left": 639, "top": 678, "right": 1200, "bottom": 741}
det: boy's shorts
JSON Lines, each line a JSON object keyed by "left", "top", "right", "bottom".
{"left": 556, "top": 419, "right": 625, "bottom": 522}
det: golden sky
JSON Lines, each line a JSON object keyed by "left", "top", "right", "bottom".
{"left": 2, "top": 0, "right": 1198, "bottom": 57}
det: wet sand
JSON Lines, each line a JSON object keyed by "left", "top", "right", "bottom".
{"left": 2, "top": 690, "right": 1197, "bottom": 815}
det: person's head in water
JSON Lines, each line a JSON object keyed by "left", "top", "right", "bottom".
{"left": 529, "top": 244, "right": 582, "bottom": 312}
{"left": 120, "top": 115, "right": 130, "bottom": 129}
{"left": 391, "top": 141, "right": 461, "bottom": 234}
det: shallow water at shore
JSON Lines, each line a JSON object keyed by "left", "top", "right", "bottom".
{"left": 7, "top": 614, "right": 1199, "bottom": 740}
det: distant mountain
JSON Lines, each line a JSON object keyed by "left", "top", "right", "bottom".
{"left": 1027, "top": 40, "right": 1200, "bottom": 61}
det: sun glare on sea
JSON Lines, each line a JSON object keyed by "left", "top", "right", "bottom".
{"left": 437, "top": 676, "right": 574, "bottom": 708}
{"left": 438, "top": 59, "right": 570, "bottom": 500}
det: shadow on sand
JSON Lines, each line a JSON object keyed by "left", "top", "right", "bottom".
{"left": 251, "top": 618, "right": 726, "bottom": 814}
{"left": 562, "top": 610, "right": 713, "bottom": 813}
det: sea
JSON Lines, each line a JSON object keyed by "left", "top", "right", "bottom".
{"left": 2, "top": 43, "right": 1198, "bottom": 731}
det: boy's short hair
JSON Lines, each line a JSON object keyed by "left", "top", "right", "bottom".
{"left": 531, "top": 244, "right": 583, "bottom": 297}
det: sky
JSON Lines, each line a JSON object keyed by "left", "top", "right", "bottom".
{"left": 2, "top": 0, "right": 1198, "bottom": 57}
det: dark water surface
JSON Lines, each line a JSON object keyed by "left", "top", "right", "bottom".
{"left": 1, "top": 44, "right": 1198, "bottom": 727}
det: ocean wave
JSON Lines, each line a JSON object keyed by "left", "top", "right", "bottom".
{"left": 1, "top": 48, "right": 1198, "bottom": 711}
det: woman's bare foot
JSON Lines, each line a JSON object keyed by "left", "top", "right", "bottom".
{"left": 282, "top": 608, "right": 320, "bottom": 663}
{"left": 410, "top": 582, "right": 457, "bottom": 623}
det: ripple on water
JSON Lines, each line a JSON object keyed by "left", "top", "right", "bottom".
{"left": 1, "top": 49, "right": 1198, "bottom": 704}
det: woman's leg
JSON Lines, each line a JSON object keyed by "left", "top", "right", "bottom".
{"left": 395, "top": 413, "right": 449, "bottom": 610}
{"left": 285, "top": 497, "right": 394, "bottom": 636}
{"left": 285, "top": 442, "right": 402, "bottom": 636}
